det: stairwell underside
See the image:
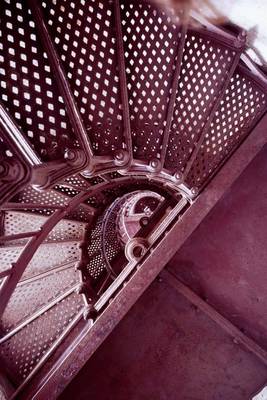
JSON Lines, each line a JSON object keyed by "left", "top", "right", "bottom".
{"left": 0, "top": 1, "right": 267, "bottom": 398}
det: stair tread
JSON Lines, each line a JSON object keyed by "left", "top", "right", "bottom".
{"left": 185, "top": 65, "right": 267, "bottom": 188}
{"left": 164, "top": 30, "right": 238, "bottom": 173}
{"left": 61, "top": 175, "right": 92, "bottom": 191}
{"left": 1, "top": 211, "right": 87, "bottom": 245}
{"left": 0, "top": 0, "right": 76, "bottom": 163}
{"left": 12, "top": 187, "right": 92, "bottom": 222}
{"left": 0, "top": 292, "right": 83, "bottom": 384}
{"left": 0, "top": 241, "right": 81, "bottom": 280}
{"left": 41, "top": 0, "right": 127, "bottom": 164}
{"left": 1, "top": 266, "right": 78, "bottom": 335}
{"left": 120, "top": 0, "right": 183, "bottom": 162}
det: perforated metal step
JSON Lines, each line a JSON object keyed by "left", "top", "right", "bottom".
{"left": 0, "top": 291, "right": 83, "bottom": 384}
{"left": 0, "top": 265, "right": 79, "bottom": 335}
{"left": 0, "top": 0, "right": 81, "bottom": 164}
{"left": 0, "top": 241, "right": 81, "bottom": 280}
{"left": 185, "top": 65, "right": 267, "bottom": 188}
{"left": 1, "top": 211, "right": 88, "bottom": 245}
{"left": 11, "top": 186, "right": 94, "bottom": 222}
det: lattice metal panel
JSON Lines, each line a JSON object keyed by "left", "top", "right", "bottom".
{"left": 121, "top": 0, "right": 182, "bottom": 161}
{"left": 41, "top": 0, "right": 126, "bottom": 158}
{"left": 0, "top": 242, "right": 80, "bottom": 279}
{"left": 1, "top": 266, "right": 78, "bottom": 333}
{"left": 12, "top": 186, "right": 67, "bottom": 216}
{"left": 13, "top": 186, "right": 92, "bottom": 222}
{"left": 102, "top": 199, "right": 126, "bottom": 263}
{"left": 0, "top": 0, "right": 78, "bottom": 162}
{"left": 85, "top": 217, "right": 106, "bottom": 280}
{"left": 0, "top": 292, "right": 83, "bottom": 382}
{"left": 103, "top": 215, "right": 122, "bottom": 264}
{"left": 186, "top": 66, "right": 267, "bottom": 188}
{"left": 24, "top": 241, "right": 81, "bottom": 279}
{"left": 54, "top": 185, "right": 100, "bottom": 216}
{"left": 3, "top": 211, "right": 87, "bottom": 245}
{"left": 86, "top": 253, "right": 106, "bottom": 280}
{"left": 54, "top": 185, "right": 81, "bottom": 198}
{"left": 0, "top": 247, "right": 23, "bottom": 271}
{"left": 63, "top": 175, "right": 92, "bottom": 191}
{"left": 164, "top": 30, "right": 236, "bottom": 173}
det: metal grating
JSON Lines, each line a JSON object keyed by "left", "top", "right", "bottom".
{"left": 186, "top": 66, "right": 267, "bottom": 188}
{"left": 85, "top": 218, "right": 106, "bottom": 280}
{"left": 12, "top": 186, "right": 67, "bottom": 215}
{"left": 1, "top": 266, "right": 78, "bottom": 334}
{"left": 13, "top": 186, "right": 92, "bottom": 222}
{"left": 54, "top": 185, "right": 81, "bottom": 198}
{"left": 102, "top": 198, "right": 127, "bottom": 266}
{"left": 85, "top": 175, "right": 105, "bottom": 186}
{"left": 0, "top": 0, "right": 77, "bottom": 162}
{"left": 86, "top": 253, "right": 106, "bottom": 281}
{"left": 41, "top": 0, "right": 126, "bottom": 159}
{"left": 164, "top": 30, "right": 236, "bottom": 173}
{"left": 0, "top": 241, "right": 80, "bottom": 280}
{"left": 0, "top": 292, "right": 83, "bottom": 382}
{"left": 121, "top": 0, "right": 182, "bottom": 161}
{"left": 3, "top": 211, "right": 87, "bottom": 244}
{"left": 63, "top": 175, "right": 92, "bottom": 191}
{"left": 0, "top": 246, "right": 22, "bottom": 270}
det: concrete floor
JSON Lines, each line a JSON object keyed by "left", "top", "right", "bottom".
{"left": 60, "top": 146, "right": 267, "bottom": 400}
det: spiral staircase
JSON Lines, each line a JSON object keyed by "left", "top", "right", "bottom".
{"left": 0, "top": 0, "right": 267, "bottom": 399}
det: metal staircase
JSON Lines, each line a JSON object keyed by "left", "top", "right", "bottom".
{"left": 0, "top": 0, "right": 266, "bottom": 398}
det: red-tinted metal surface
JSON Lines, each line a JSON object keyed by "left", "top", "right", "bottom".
{"left": 0, "top": 1, "right": 77, "bottom": 163}
{"left": 120, "top": 0, "right": 183, "bottom": 162}
{"left": 185, "top": 65, "right": 267, "bottom": 189}
{"left": 164, "top": 29, "right": 242, "bottom": 174}
{"left": 39, "top": 0, "right": 127, "bottom": 162}
{"left": 0, "top": 1, "right": 267, "bottom": 398}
